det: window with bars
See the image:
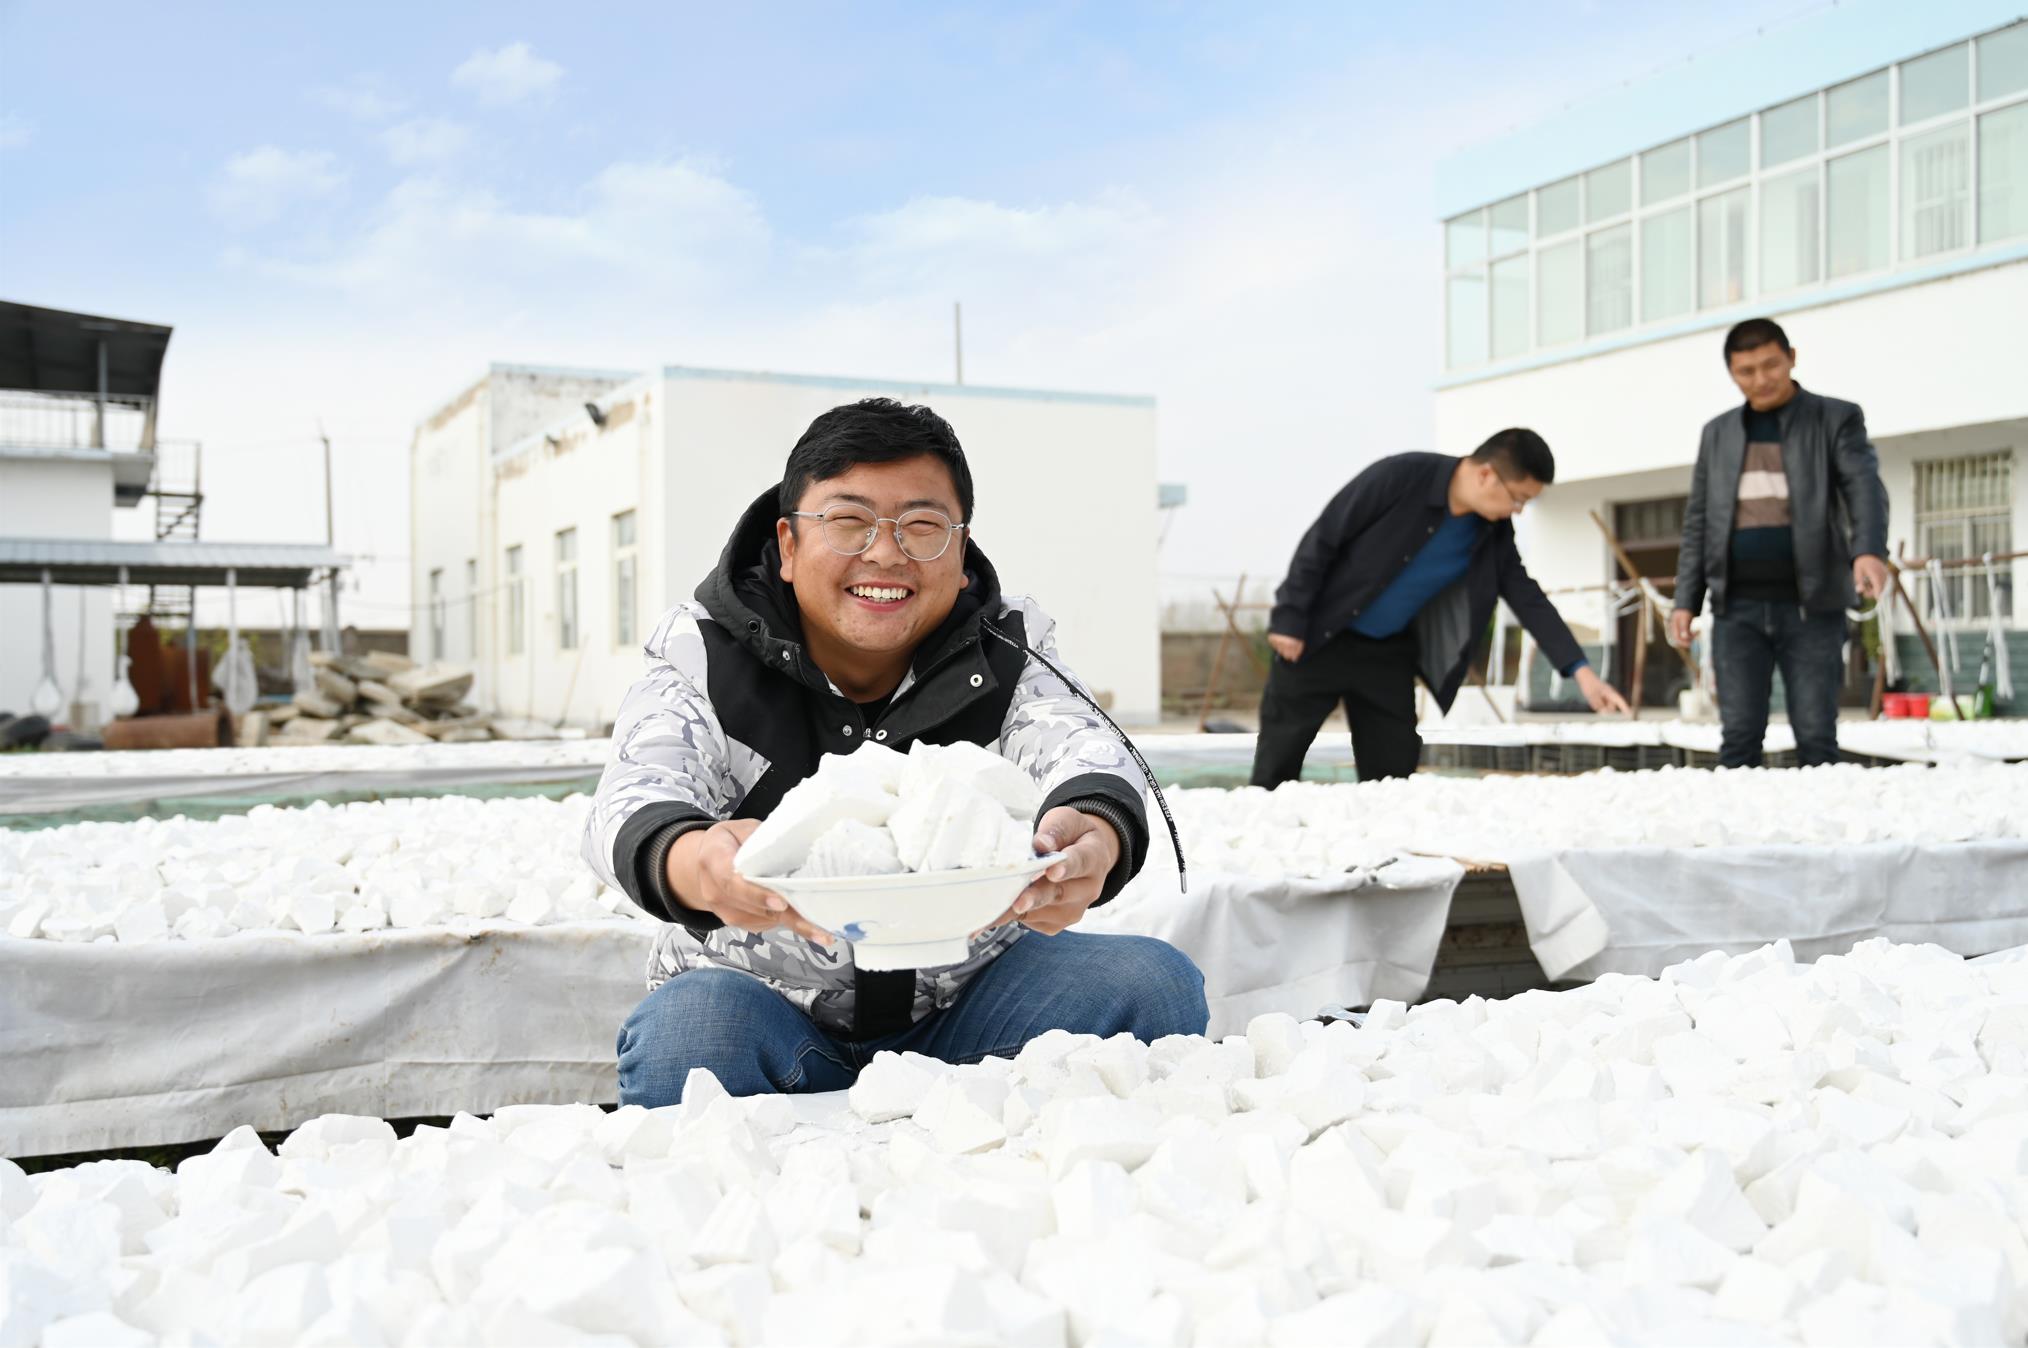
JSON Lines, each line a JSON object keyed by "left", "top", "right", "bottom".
{"left": 1915, "top": 451, "right": 2014, "bottom": 622}
{"left": 556, "top": 527, "right": 580, "bottom": 651}
{"left": 505, "top": 545, "right": 525, "bottom": 656}
{"left": 428, "top": 568, "right": 445, "bottom": 662}
{"left": 612, "top": 510, "right": 638, "bottom": 649}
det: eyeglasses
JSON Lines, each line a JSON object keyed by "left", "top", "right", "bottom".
{"left": 786, "top": 506, "right": 968, "bottom": 562}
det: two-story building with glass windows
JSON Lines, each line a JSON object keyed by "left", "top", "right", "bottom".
{"left": 1434, "top": 3, "right": 2028, "bottom": 709}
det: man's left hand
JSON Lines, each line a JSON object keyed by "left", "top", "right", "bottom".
{"left": 987, "top": 806, "right": 1120, "bottom": 936}
{"left": 1854, "top": 554, "right": 1891, "bottom": 601}
{"left": 1575, "top": 666, "right": 1632, "bottom": 717}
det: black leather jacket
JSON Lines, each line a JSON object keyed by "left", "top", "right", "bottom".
{"left": 1676, "top": 385, "right": 1889, "bottom": 617}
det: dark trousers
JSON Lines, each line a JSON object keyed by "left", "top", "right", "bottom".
{"left": 1251, "top": 630, "right": 1421, "bottom": 788}
{"left": 1712, "top": 597, "right": 1847, "bottom": 768}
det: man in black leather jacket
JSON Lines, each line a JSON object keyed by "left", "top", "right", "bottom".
{"left": 1671, "top": 318, "right": 1890, "bottom": 768}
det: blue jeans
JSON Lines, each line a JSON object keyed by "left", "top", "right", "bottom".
{"left": 616, "top": 930, "right": 1210, "bottom": 1106}
{"left": 1712, "top": 597, "right": 1847, "bottom": 768}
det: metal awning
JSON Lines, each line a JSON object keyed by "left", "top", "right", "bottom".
{"left": 0, "top": 301, "right": 173, "bottom": 399}
{"left": 0, "top": 538, "right": 346, "bottom": 588}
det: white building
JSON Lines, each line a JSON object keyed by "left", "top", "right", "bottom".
{"left": 409, "top": 364, "right": 1161, "bottom": 730}
{"left": 0, "top": 301, "right": 347, "bottom": 731}
{"left": 1433, "top": 4, "right": 2028, "bottom": 708}
{"left": 0, "top": 303, "right": 163, "bottom": 724}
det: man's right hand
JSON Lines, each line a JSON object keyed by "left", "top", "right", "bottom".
{"left": 1267, "top": 633, "right": 1305, "bottom": 663}
{"left": 669, "top": 819, "right": 834, "bottom": 946}
{"left": 1668, "top": 609, "right": 1694, "bottom": 648}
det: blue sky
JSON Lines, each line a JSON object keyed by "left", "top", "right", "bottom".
{"left": 2, "top": 0, "right": 1805, "bottom": 621}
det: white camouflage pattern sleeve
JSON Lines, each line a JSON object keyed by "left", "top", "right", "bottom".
{"left": 580, "top": 603, "right": 743, "bottom": 892}
{"left": 995, "top": 595, "right": 1140, "bottom": 802}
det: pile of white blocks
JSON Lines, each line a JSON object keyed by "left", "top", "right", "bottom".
{"left": 737, "top": 743, "right": 1043, "bottom": 880}
{"left": 6, "top": 938, "right": 2026, "bottom": 1345}
{"left": 1164, "top": 763, "right": 2028, "bottom": 875}
{"left": 0, "top": 795, "right": 638, "bottom": 945}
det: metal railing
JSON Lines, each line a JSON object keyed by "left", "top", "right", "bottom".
{"left": 0, "top": 390, "right": 155, "bottom": 451}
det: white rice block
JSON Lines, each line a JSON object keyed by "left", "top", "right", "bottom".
{"left": 816, "top": 741, "right": 908, "bottom": 796}
{"left": 736, "top": 774, "right": 895, "bottom": 880}
{"left": 899, "top": 740, "right": 1042, "bottom": 819}
{"left": 889, "top": 784, "right": 1039, "bottom": 873}
{"left": 793, "top": 818, "right": 905, "bottom": 879}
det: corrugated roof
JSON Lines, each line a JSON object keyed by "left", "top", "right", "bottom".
{"left": 0, "top": 300, "right": 173, "bottom": 399}
{"left": 0, "top": 537, "right": 346, "bottom": 588}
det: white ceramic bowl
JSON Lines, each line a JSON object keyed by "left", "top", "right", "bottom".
{"left": 743, "top": 853, "right": 1063, "bottom": 970}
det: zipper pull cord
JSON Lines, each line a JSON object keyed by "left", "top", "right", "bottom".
{"left": 980, "top": 616, "right": 1188, "bottom": 894}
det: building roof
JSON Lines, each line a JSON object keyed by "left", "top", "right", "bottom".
{"left": 0, "top": 300, "right": 173, "bottom": 400}
{"left": 0, "top": 538, "right": 345, "bottom": 588}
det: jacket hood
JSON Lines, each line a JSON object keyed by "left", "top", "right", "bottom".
{"left": 695, "top": 486, "right": 1005, "bottom": 693}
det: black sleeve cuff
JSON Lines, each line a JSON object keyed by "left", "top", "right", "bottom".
{"left": 612, "top": 802, "right": 722, "bottom": 930}
{"left": 1039, "top": 770, "right": 1150, "bottom": 909}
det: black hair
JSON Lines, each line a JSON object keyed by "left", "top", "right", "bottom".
{"left": 1723, "top": 317, "right": 1792, "bottom": 363}
{"left": 1470, "top": 428, "right": 1555, "bottom": 485}
{"left": 778, "top": 397, "right": 974, "bottom": 522}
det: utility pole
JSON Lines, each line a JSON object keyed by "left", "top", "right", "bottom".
{"left": 953, "top": 302, "right": 964, "bottom": 385}
{"left": 319, "top": 422, "right": 341, "bottom": 650}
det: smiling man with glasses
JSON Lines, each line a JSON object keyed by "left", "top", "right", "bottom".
{"left": 1253, "top": 428, "right": 1630, "bottom": 788}
{"left": 582, "top": 397, "right": 1205, "bottom": 1106}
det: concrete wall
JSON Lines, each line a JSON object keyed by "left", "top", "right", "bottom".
{"left": 0, "top": 454, "right": 115, "bottom": 725}
{"left": 1446, "top": 263, "right": 2028, "bottom": 640}
{"left": 410, "top": 365, "right": 1162, "bottom": 730}
{"left": 1436, "top": 261, "right": 2028, "bottom": 486}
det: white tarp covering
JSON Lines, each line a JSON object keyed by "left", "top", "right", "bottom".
{"left": 1090, "top": 855, "right": 1464, "bottom": 1037}
{"left": 1505, "top": 840, "right": 2028, "bottom": 980}
{"left": 1, "top": 866, "right": 1457, "bottom": 1154}
{"left": 0, "top": 921, "right": 653, "bottom": 1157}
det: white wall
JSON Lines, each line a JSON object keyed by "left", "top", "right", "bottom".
{"left": 0, "top": 454, "right": 116, "bottom": 725}
{"left": 489, "top": 379, "right": 657, "bottom": 727}
{"left": 1435, "top": 262, "right": 2028, "bottom": 486}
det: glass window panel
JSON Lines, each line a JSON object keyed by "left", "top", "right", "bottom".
{"left": 1640, "top": 206, "right": 1694, "bottom": 321}
{"left": 1585, "top": 224, "right": 1633, "bottom": 334}
{"left": 1900, "top": 43, "right": 1967, "bottom": 125}
{"left": 1446, "top": 210, "right": 1486, "bottom": 269}
{"left": 1980, "top": 22, "right": 2028, "bottom": 101}
{"left": 1585, "top": 160, "right": 1631, "bottom": 221}
{"left": 1827, "top": 70, "right": 1889, "bottom": 148}
{"left": 465, "top": 559, "right": 477, "bottom": 656}
{"left": 1697, "top": 120, "right": 1751, "bottom": 187}
{"left": 613, "top": 509, "right": 636, "bottom": 547}
{"left": 1901, "top": 122, "right": 1971, "bottom": 259}
{"left": 1536, "top": 240, "right": 1581, "bottom": 345}
{"left": 1642, "top": 139, "right": 1692, "bottom": 204}
{"left": 1760, "top": 165, "right": 1822, "bottom": 292}
{"left": 1489, "top": 196, "right": 1529, "bottom": 254}
{"left": 1446, "top": 272, "right": 1488, "bottom": 368}
{"left": 505, "top": 545, "right": 525, "bottom": 656}
{"left": 1698, "top": 187, "right": 1749, "bottom": 309}
{"left": 1538, "top": 177, "right": 1580, "bottom": 235}
{"left": 615, "top": 556, "right": 637, "bottom": 648}
{"left": 1827, "top": 145, "right": 1890, "bottom": 277}
{"left": 1981, "top": 102, "right": 2028, "bottom": 243}
{"left": 1490, "top": 255, "right": 1529, "bottom": 360}
{"left": 1762, "top": 94, "right": 1819, "bottom": 168}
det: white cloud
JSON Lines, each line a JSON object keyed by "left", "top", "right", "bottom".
{"left": 209, "top": 147, "right": 346, "bottom": 226}
{"left": 244, "top": 157, "right": 767, "bottom": 299}
{"left": 380, "top": 118, "right": 470, "bottom": 166}
{"left": 312, "top": 82, "right": 404, "bottom": 123}
{"left": 0, "top": 113, "right": 31, "bottom": 150}
{"left": 452, "top": 41, "right": 563, "bottom": 106}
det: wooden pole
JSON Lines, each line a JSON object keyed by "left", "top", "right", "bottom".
{"left": 1886, "top": 561, "right": 1944, "bottom": 689}
{"left": 1588, "top": 509, "right": 1700, "bottom": 684}
{"left": 1196, "top": 572, "right": 1247, "bottom": 730}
